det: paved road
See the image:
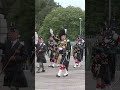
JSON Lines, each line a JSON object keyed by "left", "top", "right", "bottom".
{"left": 35, "top": 55, "right": 85, "bottom": 90}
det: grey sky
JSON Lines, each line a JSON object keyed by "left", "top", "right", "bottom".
{"left": 54, "top": 0, "right": 85, "bottom": 10}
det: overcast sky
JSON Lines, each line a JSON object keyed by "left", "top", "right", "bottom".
{"left": 54, "top": 0, "right": 85, "bottom": 10}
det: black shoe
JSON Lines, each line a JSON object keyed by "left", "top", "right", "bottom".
{"left": 56, "top": 74, "right": 60, "bottom": 77}
{"left": 73, "top": 66, "right": 76, "bottom": 68}
{"left": 41, "top": 70, "right": 45, "bottom": 72}
{"left": 36, "top": 70, "right": 40, "bottom": 73}
{"left": 52, "top": 66, "right": 55, "bottom": 68}
{"left": 63, "top": 74, "right": 68, "bottom": 77}
{"left": 48, "top": 65, "right": 52, "bottom": 67}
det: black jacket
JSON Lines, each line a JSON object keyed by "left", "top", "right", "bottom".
{"left": 36, "top": 42, "right": 47, "bottom": 63}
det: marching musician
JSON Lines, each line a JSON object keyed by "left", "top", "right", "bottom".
{"left": 91, "top": 24, "right": 117, "bottom": 90}
{"left": 73, "top": 36, "right": 84, "bottom": 68}
{"left": 36, "top": 36, "right": 47, "bottom": 73}
{"left": 50, "top": 28, "right": 69, "bottom": 77}
{"left": 48, "top": 36, "right": 56, "bottom": 68}
{"left": 0, "top": 27, "right": 28, "bottom": 90}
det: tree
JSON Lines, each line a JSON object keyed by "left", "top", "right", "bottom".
{"left": 35, "top": 0, "right": 59, "bottom": 32}
{"left": 38, "top": 6, "right": 85, "bottom": 41}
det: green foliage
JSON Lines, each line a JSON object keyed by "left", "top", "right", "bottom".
{"left": 35, "top": 0, "right": 59, "bottom": 32}
{"left": 39, "top": 7, "right": 85, "bottom": 41}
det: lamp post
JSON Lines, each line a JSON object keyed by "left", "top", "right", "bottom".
{"left": 79, "top": 18, "right": 82, "bottom": 35}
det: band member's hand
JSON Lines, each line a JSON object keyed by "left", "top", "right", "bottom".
{"left": 10, "top": 56, "right": 15, "bottom": 60}
{"left": 62, "top": 45, "right": 65, "bottom": 48}
{"left": 50, "top": 28, "right": 54, "bottom": 35}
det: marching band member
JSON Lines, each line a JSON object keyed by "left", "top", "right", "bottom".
{"left": 48, "top": 36, "right": 56, "bottom": 68}
{"left": 91, "top": 23, "right": 118, "bottom": 90}
{"left": 36, "top": 36, "right": 47, "bottom": 73}
{"left": 73, "top": 36, "right": 84, "bottom": 68}
{"left": 50, "top": 28, "right": 69, "bottom": 77}
{"left": 0, "top": 27, "right": 28, "bottom": 90}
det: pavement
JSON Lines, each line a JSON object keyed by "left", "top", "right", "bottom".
{"left": 35, "top": 55, "right": 85, "bottom": 90}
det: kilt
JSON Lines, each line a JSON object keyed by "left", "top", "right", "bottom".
{"left": 37, "top": 57, "right": 46, "bottom": 63}
{"left": 76, "top": 52, "right": 82, "bottom": 62}
{"left": 60, "top": 55, "right": 68, "bottom": 66}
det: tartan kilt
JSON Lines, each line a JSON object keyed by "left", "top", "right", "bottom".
{"left": 37, "top": 55, "right": 46, "bottom": 63}
{"left": 76, "top": 52, "right": 81, "bottom": 62}
{"left": 60, "top": 55, "right": 69, "bottom": 66}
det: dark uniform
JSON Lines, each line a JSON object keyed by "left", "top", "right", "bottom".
{"left": 73, "top": 37, "right": 84, "bottom": 68}
{"left": 65, "top": 39, "right": 71, "bottom": 71}
{"left": 51, "top": 29, "right": 69, "bottom": 77}
{"left": 53, "top": 39, "right": 68, "bottom": 66}
{"left": 91, "top": 29, "right": 117, "bottom": 90}
{"left": 36, "top": 37, "right": 47, "bottom": 73}
{"left": 0, "top": 30, "right": 28, "bottom": 89}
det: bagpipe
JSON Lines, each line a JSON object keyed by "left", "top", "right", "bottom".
{"left": 50, "top": 28, "right": 67, "bottom": 48}
{"left": 57, "top": 40, "right": 67, "bottom": 49}
{"left": 49, "top": 28, "right": 69, "bottom": 63}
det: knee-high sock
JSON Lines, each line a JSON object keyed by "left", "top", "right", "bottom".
{"left": 37, "top": 63, "right": 41, "bottom": 71}
{"left": 41, "top": 63, "right": 44, "bottom": 70}
{"left": 64, "top": 68, "right": 68, "bottom": 76}
{"left": 57, "top": 65, "right": 65, "bottom": 76}
{"left": 57, "top": 69, "right": 62, "bottom": 76}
